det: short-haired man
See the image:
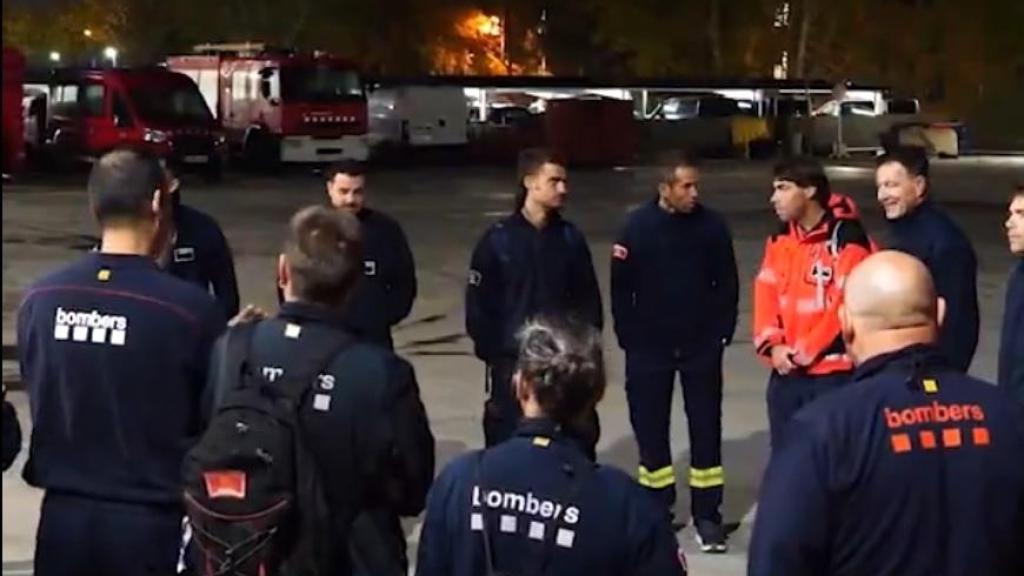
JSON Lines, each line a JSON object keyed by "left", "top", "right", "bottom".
{"left": 466, "top": 148, "right": 603, "bottom": 448}
{"left": 750, "top": 251, "right": 1024, "bottom": 576}
{"left": 325, "top": 160, "right": 416, "bottom": 349}
{"left": 753, "top": 157, "right": 873, "bottom": 446}
{"left": 206, "top": 206, "right": 434, "bottom": 575}
{"left": 999, "top": 185, "right": 1024, "bottom": 404}
{"left": 611, "top": 150, "right": 738, "bottom": 551}
{"left": 18, "top": 149, "right": 225, "bottom": 575}
{"left": 876, "top": 147, "right": 979, "bottom": 372}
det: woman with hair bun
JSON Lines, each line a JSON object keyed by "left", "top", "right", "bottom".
{"left": 417, "top": 316, "right": 688, "bottom": 576}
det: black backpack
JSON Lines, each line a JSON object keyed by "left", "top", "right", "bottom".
{"left": 183, "top": 320, "right": 350, "bottom": 576}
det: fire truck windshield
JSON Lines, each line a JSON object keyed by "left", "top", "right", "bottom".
{"left": 130, "top": 84, "right": 213, "bottom": 125}
{"left": 281, "top": 65, "right": 363, "bottom": 102}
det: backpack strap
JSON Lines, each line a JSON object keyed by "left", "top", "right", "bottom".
{"left": 210, "top": 320, "right": 261, "bottom": 411}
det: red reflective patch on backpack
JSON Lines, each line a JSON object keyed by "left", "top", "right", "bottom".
{"left": 204, "top": 470, "right": 247, "bottom": 500}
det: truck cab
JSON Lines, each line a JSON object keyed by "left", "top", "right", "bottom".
{"left": 168, "top": 44, "right": 369, "bottom": 165}
{"left": 33, "top": 67, "right": 224, "bottom": 176}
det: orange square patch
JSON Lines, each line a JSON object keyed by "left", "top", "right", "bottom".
{"left": 919, "top": 430, "right": 937, "bottom": 450}
{"left": 942, "top": 428, "right": 962, "bottom": 448}
{"left": 972, "top": 427, "right": 990, "bottom": 446}
{"left": 890, "top": 434, "right": 912, "bottom": 454}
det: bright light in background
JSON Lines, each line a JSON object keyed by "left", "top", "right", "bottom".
{"left": 83, "top": 29, "right": 93, "bottom": 38}
{"left": 474, "top": 14, "right": 502, "bottom": 37}
{"left": 104, "top": 46, "right": 118, "bottom": 67}
{"left": 49, "top": 51, "right": 61, "bottom": 63}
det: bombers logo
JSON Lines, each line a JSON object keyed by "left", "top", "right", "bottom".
{"left": 472, "top": 486, "right": 580, "bottom": 525}
{"left": 53, "top": 307, "right": 129, "bottom": 346}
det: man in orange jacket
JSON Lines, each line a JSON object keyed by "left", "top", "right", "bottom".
{"left": 754, "top": 157, "right": 873, "bottom": 446}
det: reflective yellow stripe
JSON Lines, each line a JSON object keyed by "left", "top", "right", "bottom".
{"left": 638, "top": 465, "right": 676, "bottom": 489}
{"left": 689, "top": 466, "right": 724, "bottom": 489}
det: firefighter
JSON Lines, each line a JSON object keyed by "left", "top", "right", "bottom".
{"left": 417, "top": 316, "right": 688, "bottom": 576}
{"left": 203, "top": 206, "right": 434, "bottom": 576}
{"left": 466, "top": 148, "right": 603, "bottom": 449}
{"left": 749, "top": 251, "right": 1024, "bottom": 576}
{"left": 1000, "top": 185, "right": 1024, "bottom": 404}
{"left": 160, "top": 160, "right": 240, "bottom": 319}
{"left": 325, "top": 160, "right": 416, "bottom": 350}
{"left": 876, "top": 147, "right": 979, "bottom": 372}
{"left": 753, "top": 157, "right": 873, "bottom": 446}
{"left": 611, "top": 150, "right": 738, "bottom": 551}
{"left": 17, "top": 149, "right": 225, "bottom": 576}
{"left": 2, "top": 384, "right": 21, "bottom": 472}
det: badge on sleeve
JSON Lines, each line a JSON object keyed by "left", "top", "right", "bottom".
{"left": 173, "top": 247, "right": 196, "bottom": 263}
{"left": 468, "top": 269, "right": 483, "bottom": 286}
{"left": 612, "top": 244, "right": 629, "bottom": 261}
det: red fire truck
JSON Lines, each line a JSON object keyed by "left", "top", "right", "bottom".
{"left": 3, "top": 46, "right": 26, "bottom": 177}
{"left": 167, "top": 43, "right": 369, "bottom": 165}
{"left": 27, "top": 66, "right": 225, "bottom": 177}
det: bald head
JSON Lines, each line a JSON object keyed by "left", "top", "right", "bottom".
{"left": 840, "top": 251, "right": 944, "bottom": 363}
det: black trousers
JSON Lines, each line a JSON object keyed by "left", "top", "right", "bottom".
{"left": 35, "top": 492, "right": 183, "bottom": 576}
{"left": 625, "top": 346, "right": 724, "bottom": 523}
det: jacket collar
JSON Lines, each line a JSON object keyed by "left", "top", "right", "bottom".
{"left": 852, "top": 343, "right": 949, "bottom": 383}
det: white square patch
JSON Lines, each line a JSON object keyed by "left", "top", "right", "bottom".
{"left": 110, "top": 330, "right": 126, "bottom": 346}
{"left": 91, "top": 328, "right": 107, "bottom": 344}
{"left": 468, "top": 270, "right": 482, "bottom": 287}
{"left": 284, "top": 323, "right": 302, "bottom": 339}
{"left": 54, "top": 325, "right": 70, "bottom": 340}
{"left": 500, "top": 515, "right": 517, "bottom": 534}
{"left": 470, "top": 513, "right": 484, "bottom": 531}
{"left": 72, "top": 326, "right": 89, "bottom": 342}
{"left": 313, "top": 394, "right": 332, "bottom": 412}
{"left": 364, "top": 260, "right": 377, "bottom": 277}
{"left": 556, "top": 528, "right": 575, "bottom": 548}
{"left": 528, "top": 521, "right": 545, "bottom": 541}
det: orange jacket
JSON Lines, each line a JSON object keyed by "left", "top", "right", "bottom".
{"left": 753, "top": 211, "right": 873, "bottom": 375}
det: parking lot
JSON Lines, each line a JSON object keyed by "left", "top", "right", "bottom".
{"left": 3, "top": 156, "right": 1022, "bottom": 575}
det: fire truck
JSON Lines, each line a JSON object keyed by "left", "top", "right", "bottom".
{"left": 167, "top": 43, "right": 370, "bottom": 165}
{"left": 3, "top": 46, "right": 26, "bottom": 177}
{"left": 25, "top": 66, "right": 225, "bottom": 177}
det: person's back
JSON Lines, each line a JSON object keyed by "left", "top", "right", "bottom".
{"left": 419, "top": 422, "right": 684, "bottom": 576}
{"left": 750, "top": 251, "right": 1024, "bottom": 576}
{"left": 16, "top": 149, "right": 224, "bottom": 576}
{"left": 418, "top": 317, "right": 685, "bottom": 576}
{"left": 20, "top": 253, "right": 222, "bottom": 502}
{"left": 201, "top": 206, "right": 433, "bottom": 575}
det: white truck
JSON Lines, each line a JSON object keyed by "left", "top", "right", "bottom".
{"left": 368, "top": 85, "right": 468, "bottom": 150}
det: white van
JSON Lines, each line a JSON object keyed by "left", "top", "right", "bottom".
{"left": 369, "top": 85, "right": 468, "bottom": 148}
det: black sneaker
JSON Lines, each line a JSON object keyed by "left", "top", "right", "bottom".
{"left": 695, "top": 519, "right": 728, "bottom": 554}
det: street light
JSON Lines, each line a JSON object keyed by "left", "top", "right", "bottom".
{"left": 83, "top": 28, "right": 93, "bottom": 38}
{"left": 49, "top": 51, "right": 61, "bottom": 63}
{"left": 104, "top": 46, "right": 118, "bottom": 67}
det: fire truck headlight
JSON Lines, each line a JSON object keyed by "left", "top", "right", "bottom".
{"left": 143, "top": 129, "right": 169, "bottom": 144}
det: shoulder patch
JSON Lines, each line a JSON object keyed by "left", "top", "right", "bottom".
{"left": 612, "top": 244, "right": 629, "bottom": 261}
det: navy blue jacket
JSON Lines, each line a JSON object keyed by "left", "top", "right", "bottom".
{"left": 210, "top": 302, "right": 434, "bottom": 574}
{"left": 466, "top": 212, "right": 603, "bottom": 362}
{"left": 2, "top": 388, "right": 20, "bottom": 472}
{"left": 417, "top": 419, "right": 687, "bottom": 576}
{"left": 611, "top": 200, "right": 738, "bottom": 355}
{"left": 886, "top": 201, "right": 979, "bottom": 372}
{"left": 169, "top": 202, "right": 240, "bottom": 319}
{"left": 17, "top": 253, "right": 224, "bottom": 505}
{"left": 749, "top": 345, "right": 1024, "bottom": 576}
{"left": 340, "top": 208, "right": 417, "bottom": 349}
{"left": 999, "top": 260, "right": 1024, "bottom": 404}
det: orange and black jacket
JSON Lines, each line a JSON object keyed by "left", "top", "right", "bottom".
{"left": 753, "top": 207, "right": 873, "bottom": 375}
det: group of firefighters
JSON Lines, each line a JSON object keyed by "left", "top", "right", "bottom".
{"left": 2, "top": 144, "right": 1023, "bottom": 576}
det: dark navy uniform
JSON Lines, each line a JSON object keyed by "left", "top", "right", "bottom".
{"left": 168, "top": 201, "right": 240, "bottom": 319}
{"left": 999, "top": 260, "right": 1024, "bottom": 405}
{"left": 17, "top": 252, "right": 224, "bottom": 576}
{"left": 210, "top": 301, "right": 434, "bottom": 575}
{"left": 466, "top": 212, "right": 603, "bottom": 446}
{"left": 417, "top": 419, "right": 688, "bottom": 576}
{"left": 749, "top": 345, "right": 1024, "bottom": 576}
{"left": 2, "top": 386, "right": 21, "bottom": 471}
{"left": 339, "top": 208, "right": 417, "bottom": 349}
{"left": 886, "top": 201, "right": 980, "bottom": 372}
{"left": 610, "top": 200, "right": 738, "bottom": 523}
